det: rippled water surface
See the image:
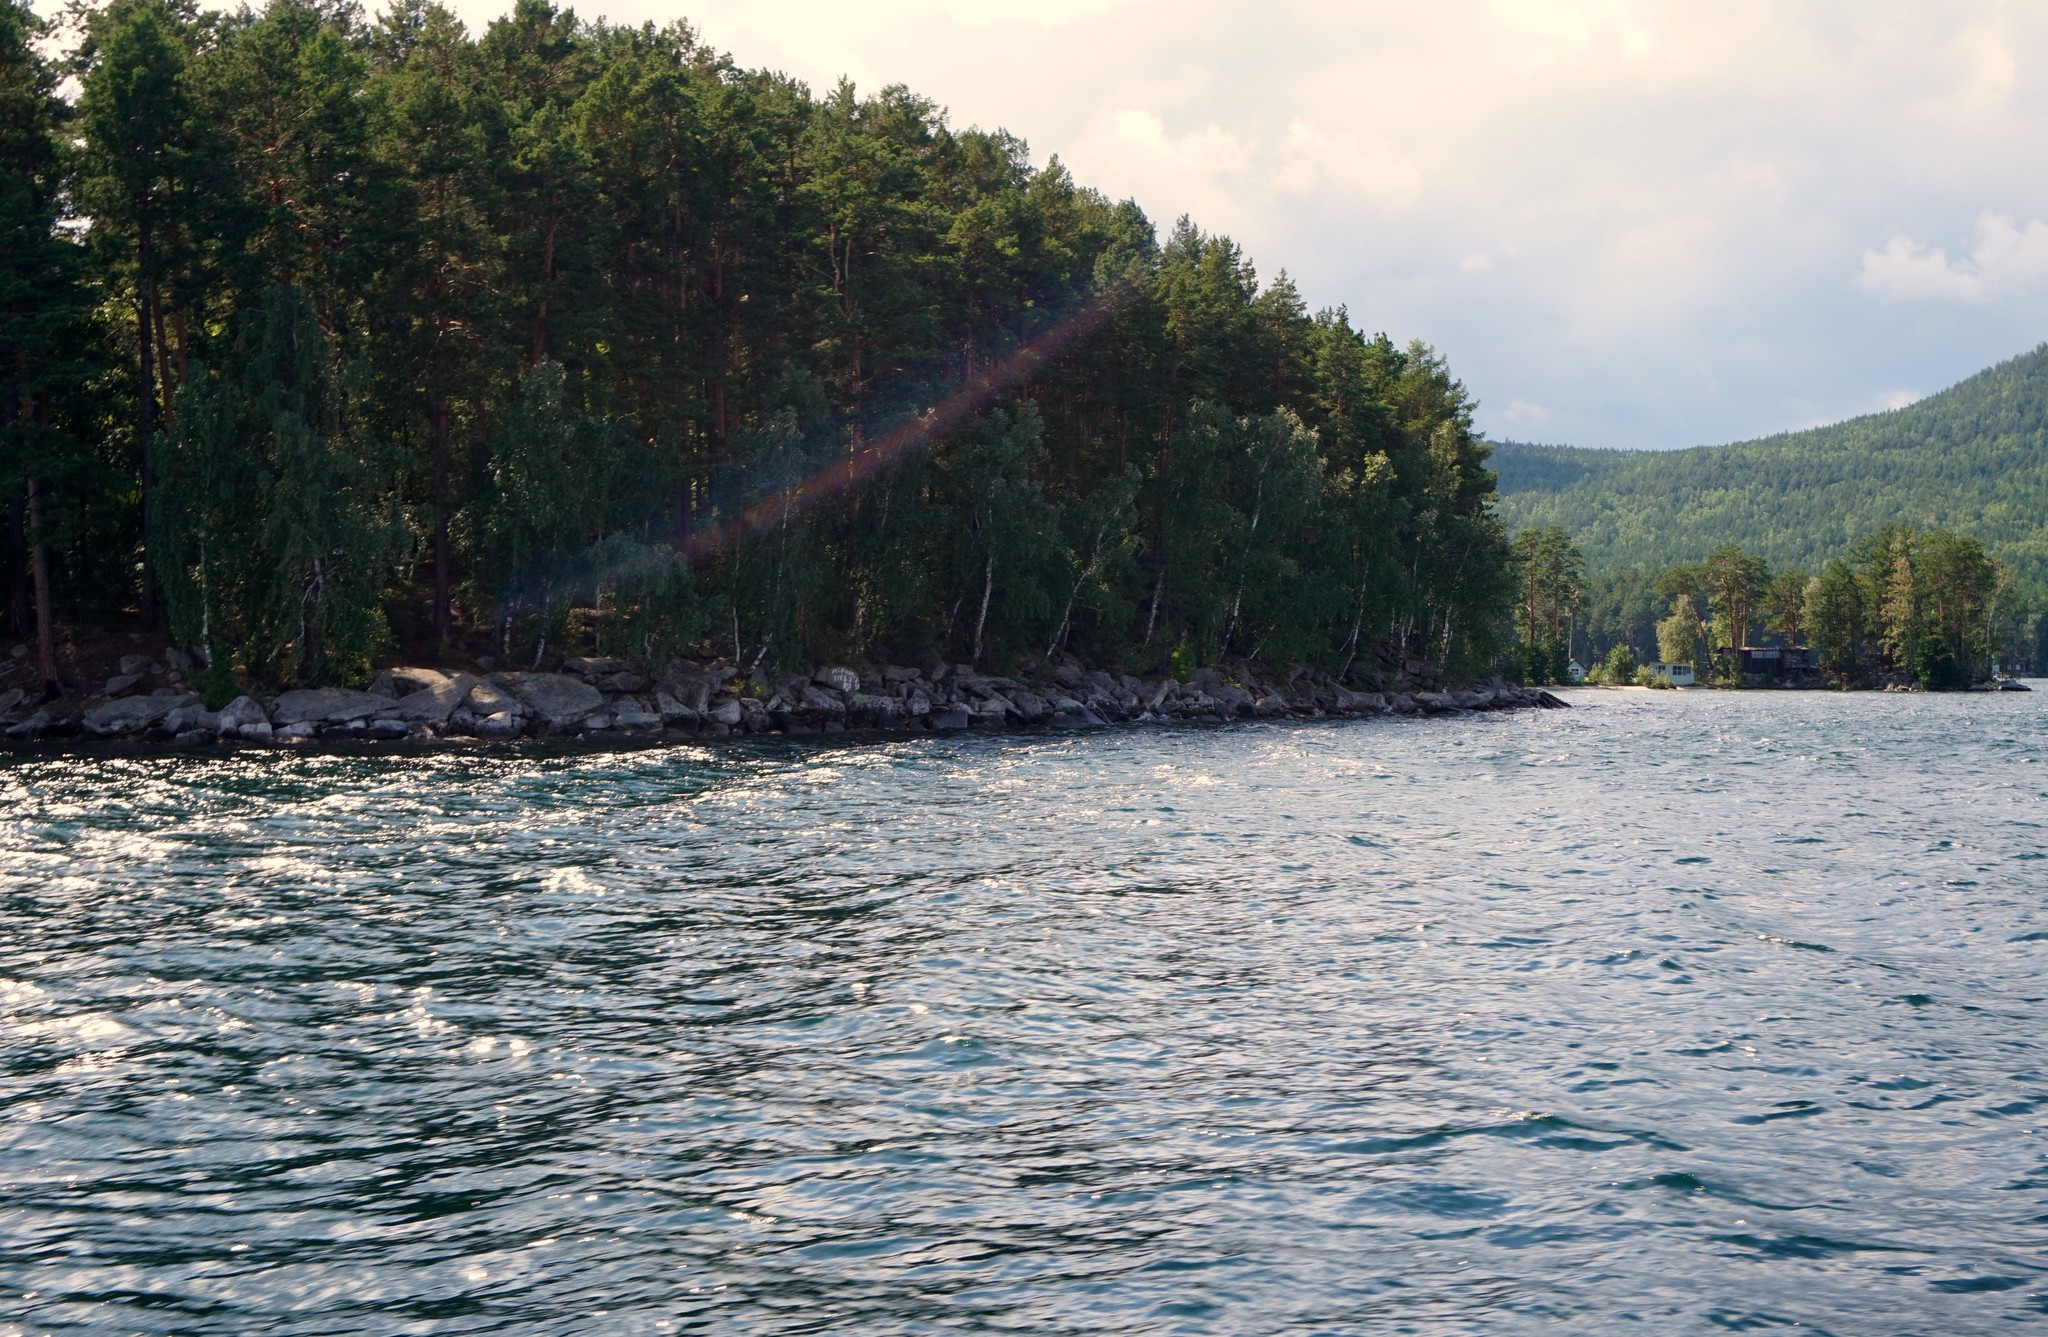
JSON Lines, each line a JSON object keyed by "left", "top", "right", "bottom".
{"left": 4, "top": 687, "right": 2047, "bottom": 1334}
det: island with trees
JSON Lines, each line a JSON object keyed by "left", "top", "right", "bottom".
{"left": 2, "top": 0, "right": 1559, "bottom": 744}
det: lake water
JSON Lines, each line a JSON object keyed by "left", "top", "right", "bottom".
{"left": 3, "top": 687, "right": 2046, "bottom": 1334}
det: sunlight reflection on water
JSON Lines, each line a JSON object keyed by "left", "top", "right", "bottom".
{"left": 2, "top": 688, "right": 2046, "bottom": 1333}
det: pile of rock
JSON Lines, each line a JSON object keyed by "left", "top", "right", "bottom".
{"left": 1, "top": 653, "right": 1564, "bottom": 747}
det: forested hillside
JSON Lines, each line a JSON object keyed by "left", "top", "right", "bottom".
{"left": 1493, "top": 344, "right": 2048, "bottom": 581}
{"left": 0, "top": 0, "right": 1513, "bottom": 700}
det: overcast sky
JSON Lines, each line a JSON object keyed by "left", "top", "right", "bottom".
{"left": 438, "top": 1, "right": 2048, "bottom": 449}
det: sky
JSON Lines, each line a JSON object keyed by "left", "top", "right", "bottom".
{"left": 447, "top": 2, "right": 2048, "bottom": 447}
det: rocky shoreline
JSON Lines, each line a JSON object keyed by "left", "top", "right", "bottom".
{"left": 0, "top": 652, "right": 1566, "bottom": 751}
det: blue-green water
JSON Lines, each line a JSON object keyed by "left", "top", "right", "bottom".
{"left": 3, "top": 688, "right": 2046, "bottom": 1334}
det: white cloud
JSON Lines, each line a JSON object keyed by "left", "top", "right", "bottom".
{"left": 1856, "top": 214, "right": 2048, "bottom": 303}
{"left": 1275, "top": 120, "right": 1420, "bottom": 209}
{"left": 1460, "top": 253, "right": 1494, "bottom": 272}
{"left": 1878, "top": 389, "right": 1922, "bottom": 411}
{"left": 1107, "top": 109, "right": 1250, "bottom": 175}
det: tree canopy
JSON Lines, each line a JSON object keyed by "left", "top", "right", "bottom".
{"left": 2, "top": 0, "right": 1515, "bottom": 690}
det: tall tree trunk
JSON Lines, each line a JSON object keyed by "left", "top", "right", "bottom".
{"left": 1223, "top": 471, "right": 1268, "bottom": 653}
{"left": 6, "top": 485, "right": 26, "bottom": 640}
{"left": 1142, "top": 563, "right": 1165, "bottom": 646}
{"left": 4, "top": 375, "right": 22, "bottom": 639}
{"left": 1340, "top": 575, "right": 1369, "bottom": 681}
{"left": 1048, "top": 522, "right": 1109, "bottom": 658}
{"left": 430, "top": 402, "right": 451, "bottom": 647}
{"left": 137, "top": 224, "right": 158, "bottom": 630}
{"left": 26, "top": 477, "right": 56, "bottom": 697}
{"left": 972, "top": 551, "right": 993, "bottom": 666}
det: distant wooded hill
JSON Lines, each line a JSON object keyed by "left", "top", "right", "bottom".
{"left": 1491, "top": 344, "right": 2048, "bottom": 583}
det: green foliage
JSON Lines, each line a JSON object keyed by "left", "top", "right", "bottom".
{"left": 1703, "top": 544, "right": 1768, "bottom": 655}
{"left": 1512, "top": 525, "right": 1582, "bottom": 647}
{"left": 1499, "top": 525, "right": 1581, "bottom": 684}
{"left": 1657, "top": 596, "right": 1702, "bottom": 669}
{"left": 1493, "top": 344, "right": 2048, "bottom": 586}
{"left": 1574, "top": 532, "right": 2010, "bottom": 689}
{"left": 1589, "top": 642, "right": 1636, "bottom": 685}
{"left": 1805, "top": 561, "right": 1863, "bottom": 683}
{"left": 155, "top": 287, "right": 403, "bottom": 685}
{"left": 199, "top": 655, "right": 239, "bottom": 711}
{"left": 1503, "top": 636, "right": 1568, "bottom": 686}
{"left": 2, "top": 0, "right": 109, "bottom": 665}
{"left": 27, "top": 0, "right": 1517, "bottom": 685}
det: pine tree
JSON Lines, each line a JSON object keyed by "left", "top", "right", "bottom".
{"left": 76, "top": 0, "right": 200, "bottom": 628}
{"left": 0, "top": 0, "right": 84, "bottom": 693}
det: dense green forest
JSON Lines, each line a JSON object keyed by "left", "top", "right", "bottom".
{"left": 1516, "top": 526, "right": 2024, "bottom": 688}
{"left": 1493, "top": 343, "right": 2048, "bottom": 583}
{"left": 0, "top": 0, "right": 1514, "bottom": 698}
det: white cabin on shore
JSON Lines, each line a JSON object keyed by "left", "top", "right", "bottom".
{"left": 1646, "top": 662, "right": 1697, "bottom": 687}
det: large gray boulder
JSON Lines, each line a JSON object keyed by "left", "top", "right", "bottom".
{"left": 83, "top": 692, "right": 196, "bottom": 736}
{"left": 1211, "top": 683, "right": 1254, "bottom": 715}
{"left": 473, "top": 710, "right": 524, "bottom": 738}
{"left": 464, "top": 678, "right": 520, "bottom": 717}
{"left": 388, "top": 666, "right": 452, "bottom": 695}
{"left": 270, "top": 688, "right": 397, "bottom": 726}
{"left": 395, "top": 673, "right": 476, "bottom": 723}
{"left": 1007, "top": 689, "right": 1052, "bottom": 724}
{"left": 562, "top": 656, "right": 625, "bottom": 677}
{"left": 661, "top": 674, "right": 714, "bottom": 714}
{"left": 216, "top": 696, "right": 271, "bottom": 737}
{"left": 798, "top": 684, "right": 846, "bottom": 716}
{"left": 0, "top": 687, "right": 23, "bottom": 718}
{"left": 846, "top": 693, "right": 896, "bottom": 726}
{"left": 813, "top": 666, "right": 860, "bottom": 694}
{"left": 161, "top": 703, "right": 220, "bottom": 735}
{"left": 611, "top": 697, "right": 661, "bottom": 729}
{"left": 491, "top": 672, "right": 602, "bottom": 727}
{"left": 5, "top": 710, "right": 51, "bottom": 738}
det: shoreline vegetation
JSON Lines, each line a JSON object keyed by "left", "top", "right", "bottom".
{"left": 1504, "top": 526, "right": 2028, "bottom": 692}
{"left": 1, "top": 0, "right": 1522, "bottom": 731}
